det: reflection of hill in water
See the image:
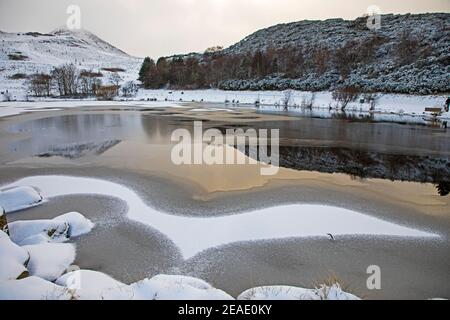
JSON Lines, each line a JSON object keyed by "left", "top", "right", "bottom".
{"left": 248, "top": 146, "right": 450, "bottom": 196}
{"left": 36, "top": 140, "right": 121, "bottom": 159}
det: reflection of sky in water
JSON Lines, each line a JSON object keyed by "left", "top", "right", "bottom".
{"left": 6, "top": 112, "right": 450, "bottom": 196}
{"left": 9, "top": 113, "right": 450, "bottom": 156}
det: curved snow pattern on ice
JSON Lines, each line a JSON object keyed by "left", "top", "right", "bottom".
{"left": 3, "top": 176, "right": 439, "bottom": 259}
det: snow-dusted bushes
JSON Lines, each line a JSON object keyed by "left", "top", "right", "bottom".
{"left": 332, "top": 86, "right": 361, "bottom": 111}
{"left": 140, "top": 13, "right": 449, "bottom": 94}
{"left": 121, "top": 81, "right": 139, "bottom": 97}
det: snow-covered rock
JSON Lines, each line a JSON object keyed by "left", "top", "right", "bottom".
{"left": 56, "top": 272, "right": 234, "bottom": 300}
{"left": 0, "top": 230, "right": 29, "bottom": 281}
{"left": 23, "top": 243, "right": 76, "bottom": 281}
{"left": 0, "top": 186, "right": 43, "bottom": 213}
{"left": 52, "top": 212, "right": 95, "bottom": 238}
{"left": 8, "top": 212, "right": 94, "bottom": 246}
{"left": 56, "top": 270, "right": 125, "bottom": 292}
{"left": 0, "top": 276, "right": 73, "bottom": 300}
{"left": 238, "top": 284, "right": 360, "bottom": 300}
{"left": 126, "top": 275, "right": 234, "bottom": 300}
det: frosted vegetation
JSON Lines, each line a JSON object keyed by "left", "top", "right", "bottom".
{"left": 0, "top": 27, "right": 142, "bottom": 101}
{"left": 139, "top": 13, "right": 449, "bottom": 94}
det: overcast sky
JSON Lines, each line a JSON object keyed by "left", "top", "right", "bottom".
{"left": 0, "top": 0, "right": 449, "bottom": 58}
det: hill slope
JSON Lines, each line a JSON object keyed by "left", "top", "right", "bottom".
{"left": 148, "top": 13, "right": 449, "bottom": 94}
{"left": 222, "top": 13, "right": 450, "bottom": 93}
{"left": 0, "top": 27, "right": 142, "bottom": 100}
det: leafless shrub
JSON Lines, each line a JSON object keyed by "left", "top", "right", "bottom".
{"left": 28, "top": 73, "right": 52, "bottom": 97}
{"left": 121, "top": 81, "right": 139, "bottom": 97}
{"left": 51, "top": 63, "right": 79, "bottom": 96}
{"left": 96, "top": 85, "right": 119, "bottom": 101}
{"left": 283, "top": 90, "right": 292, "bottom": 110}
{"left": 301, "top": 92, "right": 316, "bottom": 109}
{"left": 79, "top": 69, "right": 102, "bottom": 97}
{"left": 332, "top": 86, "right": 360, "bottom": 111}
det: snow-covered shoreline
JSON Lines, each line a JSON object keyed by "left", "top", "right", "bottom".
{"left": 0, "top": 179, "right": 362, "bottom": 300}
{"left": 1, "top": 89, "right": 448, "bottom": 121}
{"left": 1, "top": 174, "right": 446, "bottom": 300}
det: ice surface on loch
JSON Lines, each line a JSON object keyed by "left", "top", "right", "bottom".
{"left": 2, "top": 176, "right": 440, "bottom": 259}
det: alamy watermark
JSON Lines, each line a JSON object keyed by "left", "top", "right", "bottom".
{"left": 171, "top": 121, "right": 280, "bottom": 176}
{"left": 366, "top": 5, "right": 382, "bottom": 31}
{"left": 66, "top": 5, "right": 81, "bottom": 30}
{"left": 367, "top": 265, "right": 382, "bottom": 290}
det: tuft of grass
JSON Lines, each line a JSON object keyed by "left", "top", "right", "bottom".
{"left": 312, "top": 272, "right": 363, "bottom": 299}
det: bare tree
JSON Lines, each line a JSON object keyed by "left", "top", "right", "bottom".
{"left": 51, "top": 63, "right": 79, "bottom": 96}
{"left": 109, "top": 72, "right": 123, "bottom": 87}
{"left": 121, "top": 81, "right": 139, "bottom": 97}
{"left": 332, "top": 86, "right": 360, "bottom": 111}
{"left": 28, "top": 73, "right": 52, "bottom": 97}
{"left": 79, "top": 69, "right": 103, "bottom": 97}
{"left": 283, "top": 90, "right": 292, "bottom": 111}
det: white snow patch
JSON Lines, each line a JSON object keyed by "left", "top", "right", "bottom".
{"left": 0, "top": 186, "right": 42, "bottom": 213}
{"left": 3, "top": 176, "right": 440, "bottom": 260}
{"left": 0, "top": 100, "right": 181, "bottom": 118}
{"left": 238, "top": 284, "right": 360, "bottom": 300}
{"left": 23, "top": 243, "right": 76, "bottom": 281}
{"left": 56, "top": 270, "right": 125, "bottom": 293}
{"left": 124, "top": 275, "right": 234, "bottom": 300}
{"left": 137, "top": 89, "right": 446, "bottom": 115}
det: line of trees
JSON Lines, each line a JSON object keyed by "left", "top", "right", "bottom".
{"left": 27, "top": 63, "right": 138, "bottom": 100}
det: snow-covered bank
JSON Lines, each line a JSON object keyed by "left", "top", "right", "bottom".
{"left": 1, "top": 89, "right": 447, "bottom": 125}
{"left": 2, "top": 176, "right": 440, "bottom": 260}
{"left": 1, "top": 215, "right": 359, "bottom": 300}
{"left": 136, "top": 89, "right": 447, "bottom": 115}
{"left": 0, "top": 100, "right": 180, "bottom": 118}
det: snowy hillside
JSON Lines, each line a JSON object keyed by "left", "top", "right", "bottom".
{"left": 0, "top": 27, "right": 142, "bottom": 100}
{"left": 162, "top": 13, "right": 450, "bottom": 94}
{"left": 220, "top": 13, "right": 450, "bottom": 93}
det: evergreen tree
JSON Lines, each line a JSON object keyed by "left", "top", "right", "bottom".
{"left": 138, "top": 57, "right": 152, "bottom": 83}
